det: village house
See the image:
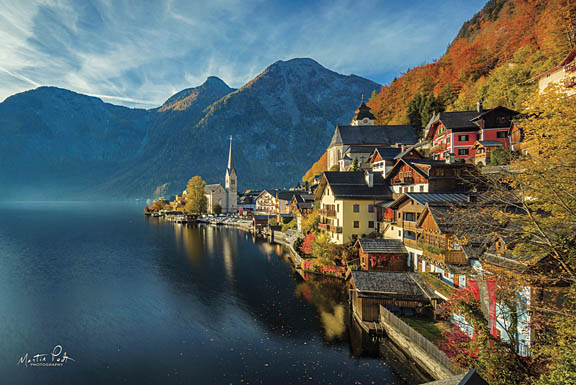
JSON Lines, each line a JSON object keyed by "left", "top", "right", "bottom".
{"left": 326, "top": 100, "right": 417, "bottom": 170}
{"left": 425, "top": 103, "right": 517, "bottom": 161}
{"left": 354, "top": 238, "right": 408, "bottom": 271}
{"left": 378, "top": 193, "right": 471, "bottom": 274}
{"left": 314, "top": 171, "right": 393, "bottom": 245}
{"left": 533, "top": 45, "right": 576, "bottom": 95}
{"left": 349, "top": 271, "right": 438, "bottom": 322}
{"left": 369, "top": 145, "right": 423, "bottom": 176}
{"left": 385, "top": 158, "right": 477, "bottom": 197}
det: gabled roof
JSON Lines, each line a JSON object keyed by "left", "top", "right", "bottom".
{"left": 356, "top": 238, "right": 407, "bottom": 254}
{"left": 314, "top": 171, "right": 393, "bottom": 201}
{"left": 329, "top": 125, "right": 417, "bottom": 149}
{"left": 350, "top": 271, "right": 437, "bottom": 300}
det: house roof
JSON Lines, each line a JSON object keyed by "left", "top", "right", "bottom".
{"left": 356, "top": 238, "right": 407, "bottom": 254}
{"left": 315, "top": 171, "right": 393, "bottom": 201}
{"left": 350, "top": 271, "right": 437, "bottom": 300}
{"left": 329, "top": 125, "right": 417, "bottom": 149}
{"left": 385, "top": 193, "right": 471, "bottom": 208}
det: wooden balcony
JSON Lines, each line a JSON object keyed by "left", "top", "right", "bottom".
{"left": 403, "top": 238, "right": 421, "bottom": 249}
{"left": 422, "top": 247, "right": 468, "bottom": 265}
{"left": 319, "top": 208, "right": 336, "bottom": 217}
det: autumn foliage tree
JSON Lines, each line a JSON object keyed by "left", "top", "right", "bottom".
{"left": 185, "top": 176, "right": 208, "bottom": 214}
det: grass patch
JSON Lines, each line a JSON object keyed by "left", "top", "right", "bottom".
{"left": 401, "top": 317, "right": 446, "bottom": 344}
{"left": 418, "top": 272, "right": 457, "bottom": 299}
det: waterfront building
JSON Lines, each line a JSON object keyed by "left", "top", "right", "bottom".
{"left": 314, "top": 171, "right": 393, "bottom": 245}
{"left": 349, "top": 271, "right": 438, "bottom": 322}
{"left": 425, "top": 104, "right": 517, "bottom": 161}
{"left": 326, "top": 99, "right": 416, "bottom": 170}
{"left": 354, "top": 238, "right": 408, "bottom": 271}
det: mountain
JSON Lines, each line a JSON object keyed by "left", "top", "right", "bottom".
{"left": 368, "top": 0, "right": 576, "bottom": 130}
{"left": 0, "top": 58, "right": 382, "bottom": 199}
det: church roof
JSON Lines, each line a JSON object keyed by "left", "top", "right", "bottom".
{"left": 328, "top": 125, "right": 416, "bottom": 149}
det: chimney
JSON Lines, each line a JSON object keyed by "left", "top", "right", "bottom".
{"left": 477, "top": 100, "right": 483, "bottom": 113}
{"left": 365, "top": 171, "right": 374, "bottom": 188}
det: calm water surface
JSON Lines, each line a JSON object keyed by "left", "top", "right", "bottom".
{"left": 0, "top": 202, "right": 406, "bottom": 385}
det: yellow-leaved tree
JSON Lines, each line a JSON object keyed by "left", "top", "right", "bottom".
{"left": 185, "top": 176, "right": 208, "bottom": 214}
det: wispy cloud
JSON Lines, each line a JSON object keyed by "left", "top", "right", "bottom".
{"left": 0, "top": 0, "right": 486, "bottom": 108}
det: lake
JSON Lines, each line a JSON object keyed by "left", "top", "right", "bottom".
{"left": 0, "top": 202, "right": 409, "bottom": 384}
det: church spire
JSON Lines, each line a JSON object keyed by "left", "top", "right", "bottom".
{"left": 227, "top": 135, "right": 235, "bottom": 172}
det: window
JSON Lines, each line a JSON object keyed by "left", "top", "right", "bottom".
{"left": 497, "top": 131, "right": 508, "bottom": 138}
{"left": 368, "top": 205, "right": 374, "bottom": 213}
{"left": 404, "top": 212, "right": 416, "bottom": 222}
{"left": 353, "top": 221, "right": 359, "bottom": 228}
{"left": 353, "top": 204, "right": 359, "bottom": 212}
{"left": 458, "top": 134, "right": 469, "bottom": 142}
{"left": 368, "top": 221, "right": 374, "bottom": 228}
{"left": 458, "top": 148, "right": 469, "bottom": 156}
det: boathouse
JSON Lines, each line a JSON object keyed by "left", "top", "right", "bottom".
{"left": 349, "top": 271, "right": 438, "bottom": 322}
{"left": 354, "top": 238, "right": 408, "bottom": 271}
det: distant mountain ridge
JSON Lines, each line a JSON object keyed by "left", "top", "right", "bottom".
{"left": 0, "top": 58, "right": 387, "bottom": 199}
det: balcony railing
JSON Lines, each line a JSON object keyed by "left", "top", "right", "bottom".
{"left": 422, "top": 247, "right": 468, "bottom": 265}
{"left": 329, "top": 225, "right": 343, "bottom": 233}
{"left": 319, "top": 208, "right": 336, "bottom": 217}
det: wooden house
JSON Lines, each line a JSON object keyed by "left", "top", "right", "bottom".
{"left": 349, "top": 271, "right": 438, "bottom": 322}
{"left": 425, "top": 104, "right": 517, "bottom": 161}
{"left": 354, "top": 238, "right": 408, "bottom": 271}
{"left": 471, "top": 140, "right": 505, "bottom": 166}
{"left": 385, "top": 159, "right": 476, "bottom": 196}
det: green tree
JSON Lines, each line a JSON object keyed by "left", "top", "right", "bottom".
{"left": 185, "top": 176, "right": 208, "bottom": 214}
{"left": 351, "top": 156, "right": 360, "bottom": 171}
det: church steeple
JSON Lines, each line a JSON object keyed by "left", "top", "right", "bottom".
{"left": 351, "top": 94, "right": 376, "bottom": 126}
{"left": 225, "top": 135, "right": 237, "bottom": 213}
{"left": 227, "top": 135, "right": 235, "bottom": 173}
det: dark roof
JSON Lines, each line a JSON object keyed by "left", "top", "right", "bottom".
{"left": 374, "top": 147, "right": 404, "bottom": 159}
{"left": 356, "top": 239, "right": 407, "bottom": 254}
{"left": 385, "top": 193, "right": 471, "bottom": 208}
{"left": 435, "top": 111, "right": 479, "bottom": 130}
{"left": 329, "top": 125, "right": 417, "bottom": 149}
{"left": 350, "top": 271, "right": 437, "bottom": 300}
{"left": 354, "top": 102, "right": 377, "bottom": 120}
{"left": 346, "top": 145, "right": 379, "bottom": 153}
{"left": 319, "top": 171, "right": 393, "bottom": 200}
{"left": 422, "top": 369, "right": 489, "bottom": 385}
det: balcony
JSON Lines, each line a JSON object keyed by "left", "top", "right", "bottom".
{"left": 422, "top": 246, "right": 468, "bottom": 265}
{"left": 329, "top": 225, "right": 343, "bottom": 233}
{"left": 319, "top": 208, "right": 336, "bottom": 217}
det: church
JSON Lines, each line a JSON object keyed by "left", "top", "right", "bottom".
{"left": 326, "top": 98, "right": 417, "bottom": 170}
{"left": 204, "top": 136, "right": 238, "bottom": 214}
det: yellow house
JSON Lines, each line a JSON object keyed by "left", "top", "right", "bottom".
{"left": 314, "top": 171, "right": 393, "bottom": 245}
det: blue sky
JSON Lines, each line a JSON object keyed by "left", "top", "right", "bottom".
{"left": 0, "top": 0, "right": 487, "bottom": 108}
